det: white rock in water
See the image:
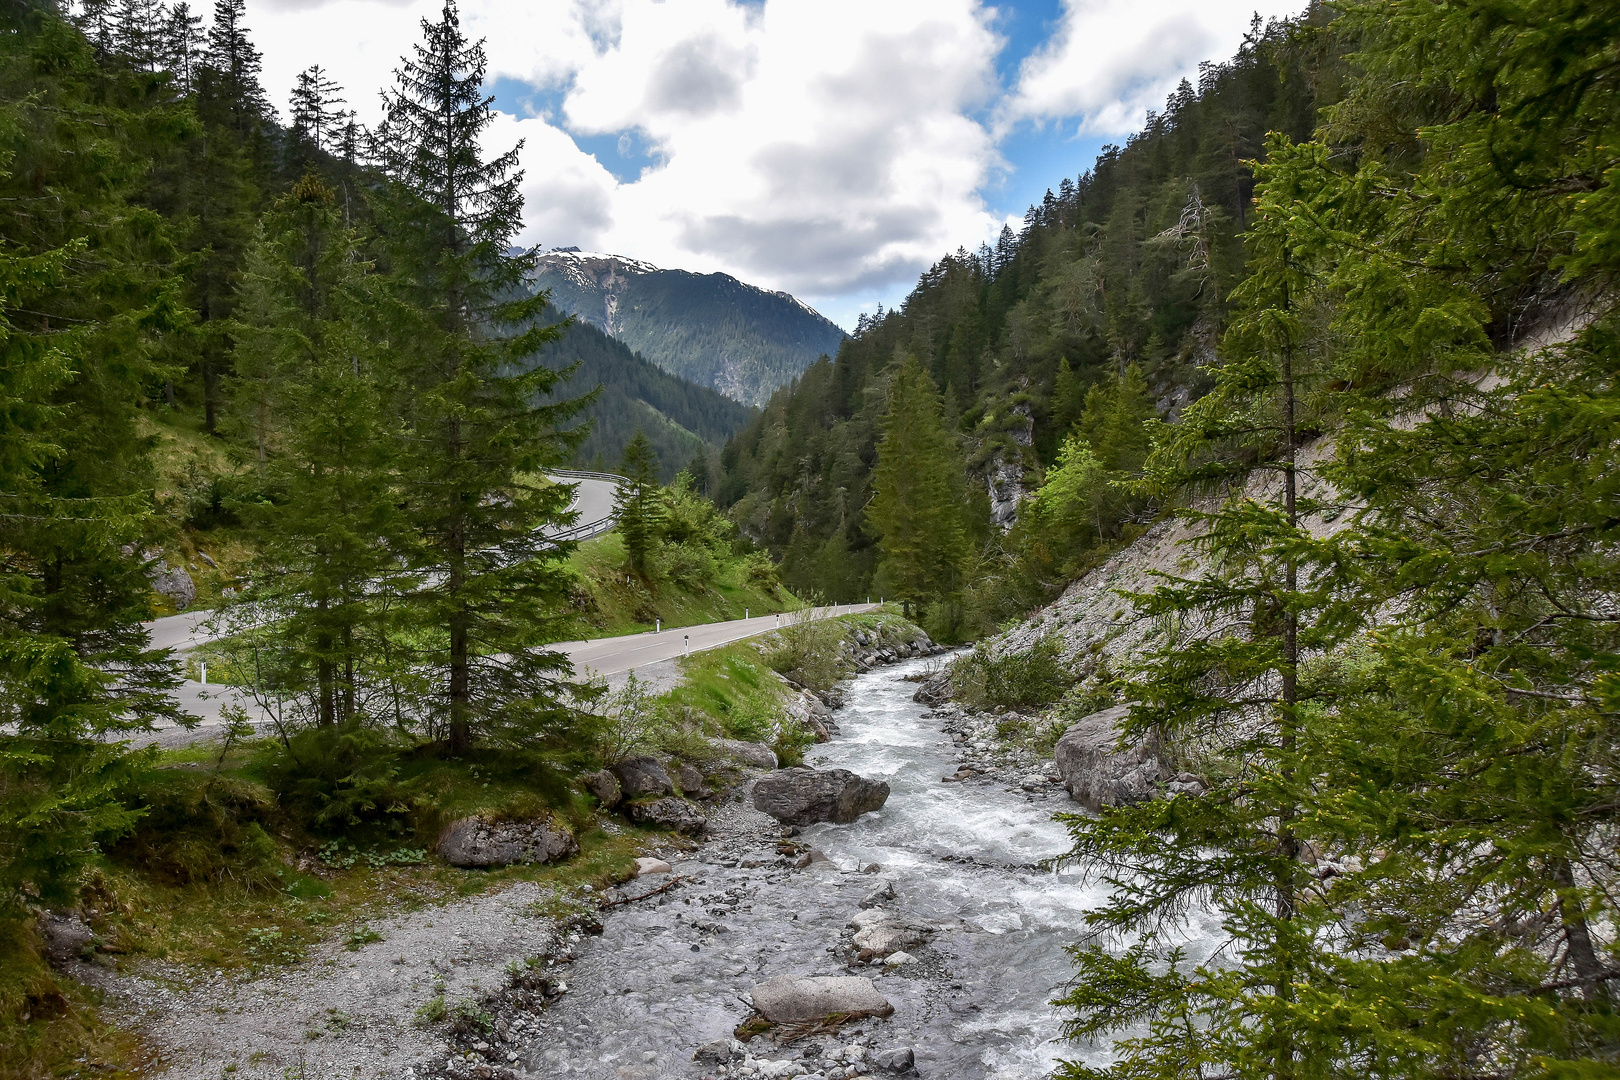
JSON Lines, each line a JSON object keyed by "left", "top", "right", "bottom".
{"left": 634, "top": 856, "right": 672, "bottom": 876}
{"left": 749, "top": 974, "right": 893, "bottom": 1024}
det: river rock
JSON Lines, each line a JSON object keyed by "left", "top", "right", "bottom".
{"left": 860, "top": 880, "right": 895, "bottom": 908}
{"left": 634, "top": 856, "right": 672, "bottom": 876}
{"left": 848, "top": 909, "right": 931, "bottom": 955}
{"left": 584, "top": 768, "right": 621, "bottom": 809}
{"left": 714, "top": 738, "right": 779, "bottom": 770}
{"left": 612, "top": 755, "right": 674, "bottom": 798}
{"left": 1053, "top": 704, "right": 1166, "bottom": 812}
{"left": 911, "top": 669, "right": 952, "bottom": 706}
{"left": 626, "top": 797, "right": 706, "bottom": 835}
{"left": 693, "top": 1039, "right": 743, "bottom": 1064}
{"left": 436, "top": 816, "right": 578, "bottom": 868}
{"left": 752, "top": 767, "right": 889, "bottom": 826}
{"left": 749, "top": 974, "right": 893, "bottom": 1024}
{"left": 871, "top": 1046, "right": 917, "bottom": 1073}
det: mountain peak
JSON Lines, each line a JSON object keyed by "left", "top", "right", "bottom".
{"left": 528, "top": 251, "right": 846, "bottom": 406}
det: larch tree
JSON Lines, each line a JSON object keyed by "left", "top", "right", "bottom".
{"left": 372, "top": 0, "right": 588, "bottom": 753}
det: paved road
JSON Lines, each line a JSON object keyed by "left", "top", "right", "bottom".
{"left": 557, "top": 604, "right": 878, "bottom": 681}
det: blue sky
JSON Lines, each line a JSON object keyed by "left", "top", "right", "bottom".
{"left": 251, "top": 0, "right": 1302, "bottom": 329}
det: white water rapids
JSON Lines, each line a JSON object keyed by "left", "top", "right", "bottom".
{"left": 518, "top": 655, "right": 1220, "bottom": 1078}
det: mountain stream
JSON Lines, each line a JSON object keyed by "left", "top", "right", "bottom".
{"left": 516, "top": 655, "right": 1205, "bottom": 1079}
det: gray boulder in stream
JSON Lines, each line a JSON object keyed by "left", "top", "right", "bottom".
{"left": 752, "top": 767, "right": 889, "bottom": 825}
{"left": 1054, "top": 704, "right": 1167, "bottom": 811}
{"left": 750, "top": 974, "right": 893, "bottom": 1023}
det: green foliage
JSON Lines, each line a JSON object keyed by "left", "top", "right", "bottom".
{"left": 110, "top": 770, "right": 279, "bottom": 887}
{"left": 951, "top": 633, "right": 1072, "bottom": 710}
{"left": 615, "top": 432, "right": 664, "bottom": 575}
{"left": 721, "top": 12, "right": 1339, "bottom": 605}
{"left": 255, "top": 727, "right": 421, "bottom": 838}
{"left": 868, "top": 355, "right": 975, "bottom": 631}
{"left": 763, "top": 610, "right": 853, "bottom": 695}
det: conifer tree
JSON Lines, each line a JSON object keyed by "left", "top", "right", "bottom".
{"left": 614, "top": 431, "right": 663, "bottom": 576}
{"left": 1055, "top": 152, "right": 1349, "bottom": 1080}
{"left": 287, "top": 65, "right": 346, "bottom": 171}
{"left": 203, "top": 0, "right": 269, "bottom": 138}
{"left": 372, "top": 0, "right": 586, "bottom": 753}
{"left": 228, "top": 175, "right": 406, "bottom": 729}
{"left": 159, "top": 2, "right": 204, "bottom": 91}
{"left": 869, "top": 354, "right": 973, "bottom": 626}
{"left": 0, "top": 1, "right": 186, "bottom": 914}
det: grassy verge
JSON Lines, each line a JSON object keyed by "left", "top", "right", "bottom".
{"left": 566, "top": 530, "right": 793, "bottom": 638}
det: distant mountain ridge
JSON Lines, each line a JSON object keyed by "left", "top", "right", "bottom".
{"left": 528, "top": 304, "right": 753, "bottom": 483}
{"left": 529, "top": 250, "right": 847, "bottom": 406}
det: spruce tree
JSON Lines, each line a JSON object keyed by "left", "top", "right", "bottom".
{"left": 372, "top": 0, "right": 586, "bottom": 753}
{"left": 287, "top": 65, "right": 346, "bottom": 172}
{"left": 0, "top": 1, "right": 186, "bottom": 914}
{"left": 228, "top": 175, "right": 406, "bottom": 729}
{"left": 614, "top": 431, "right": 663, "bottom": 576}
{"left": 868, "top": 354, "right": 973, "bottom": 625}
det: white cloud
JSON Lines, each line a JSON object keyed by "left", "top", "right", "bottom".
{"left": 243, "top": 0, "right": 1305, "bottom": 325}
{"left": 1003, "top": 0, "right": 1302, "bottom": 136}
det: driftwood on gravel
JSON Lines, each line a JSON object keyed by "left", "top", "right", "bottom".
{"left": 597, "top": 874, "right": 692, "bottom": 910}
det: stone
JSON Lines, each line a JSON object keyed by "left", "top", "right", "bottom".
{"left": 634, "top": 856, "right": 672, "bottom": 876}
{"left": 38, "top": 911, "right": 94, "bottom": 965}
{"left": 714, "top": 738, "right": 779, "bottom": 770}
{"left": 1053, "top": 704, "right": 1167, "bottom": 812}
{"left": 860, "top": 881, "right": 895, "bottom": 908}
{"left": 436, "top": 816, "right": 578, "bottom": 868}
{"left": 197, "top": 550, "right": 217, "bottom": 568}
{"left": 147, "top": 557, "right": 195, "bottom": 610}
{"left": 752, "top": 767, "right": 889, "bottom": 826}
{"left": 625, "top": 797, "right": 707, "bottom": 835}
{"left": 911, "top": 670, "right": 952, "bottom": 707}
{"left": 584, "top": 769, "right": 622, "bottom": 809}
{"left": 749, "top": 975, "right": 893, "bottom": 1024}
{"left": 611, "top": 755, "right": 674, "bottom": 798}
{"left": 693, "top": 1039, "right": 742, "bottom": 1064}
{"left": 882, "top": 951, "right": 916, "bottom": 967}
{"left": 674, "top": 761, "right": 707, "bottom": 797}
{"left": 848, "top": 909, "right": 932, "bottom": 956}
{"left": 871, "top": 1047, "right": 916, "bottom": 1073}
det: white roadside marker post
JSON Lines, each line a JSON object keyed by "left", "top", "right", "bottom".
{"left": 200, "top": 662, "right": 207, "bottom": 686}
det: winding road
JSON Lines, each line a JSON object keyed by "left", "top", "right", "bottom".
{"left": 137, "top": 472, "right": 873, "bottom": 741}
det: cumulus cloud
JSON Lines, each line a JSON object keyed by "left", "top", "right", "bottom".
{"left": 242, "top": 0, "right": 1304, "bottom": 322}
{"left": 1003, "top": 0, "right": 1300, "bottom": 136}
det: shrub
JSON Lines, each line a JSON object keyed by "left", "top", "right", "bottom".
{"left": 763, "top": 612, "right": 851, "bottom": 693}
{"left": 952, "top": 633, "right": 1072, "bottom": 710}
{"left": 255, "top": 727, "right": 422, "bottom": 839}
{"left": 111, "top": 772, "right": 281, "bottom": 887}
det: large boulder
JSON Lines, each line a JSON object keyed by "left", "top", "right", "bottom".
{"left": 1054, "top": 704, "right": 1166, "bottom": 812}
{"left": 626, "top": 797, "right": 707, "bottom": 835}
{"left": 752, "top": 767, "right": 889, "bottom": 826}
{"left": 749, "top": 974, "right": 893, "bottom": 1024}
{"left": 911, "top": 669, "right": 952, "bottom": 707}
{"left": 673, "top": 761, "right": 707, "bottom": 797}
{"left": 436, "top": 816, "right": 578, "bottom": 868}
{"left": 611, "top": 755, "right": 674, "bottom": 798}
{"left": 583, "top": 768, "right": 621, "bottom": 809}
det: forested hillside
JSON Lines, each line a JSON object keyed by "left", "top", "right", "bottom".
{"left": 718, "top": 8, "right": 1341, "bottom": 623}
{"left": 535, "top": 307, "right": 752, "bottom": 482}
{"left": 531, "top": 250, "right": 848, "bottom": 406}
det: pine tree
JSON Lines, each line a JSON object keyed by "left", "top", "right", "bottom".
{"left": 373, "top": 0, "right": 587, "bottom": 753}
{"left": 203, "top": 0, "right": 269, "bottom": 138}
{"left": 1054, "top": 149, "right": 1349, "bottom": 1080}
{"left": 287, "top": 65, "right": 346, "bottom": 171}
{"left": 0, "top": 1, "right": 186, "bottom": 915}
{"left": 228, "top": 176, "right": 407, "bottom": 729}
{"left": 614, "top": 431, "right": 664, "bottom": 576}
{"left": 868, "top": 354, "right": 972, "bottom": 626}
{"left": 158, "top": 2, "right": 204, "bottom": 91}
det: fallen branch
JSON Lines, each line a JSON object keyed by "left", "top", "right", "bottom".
{"left": 597, "top": 874, "right": 691, "bottom": 910}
